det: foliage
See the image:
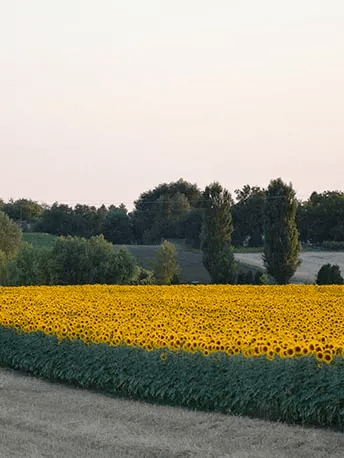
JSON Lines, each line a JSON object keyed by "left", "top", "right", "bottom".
{"left": 50, "top": 235, "right": 137, "bottom": 285}
{"left": 316, "top": 264, "right": 344, "bottom": 285}
{"left": 2, "top": 284, "right": 344, "bottom": 362}
{"left": 2, "top": 198, "right": 44, "bottom": 231}
{"left": 6, "top": 235, "right": 137, "bottom": 285}
{"left": 36, "top": 202, "right": 105, "bottom": 237}
{"left": 131, "top": 178, "right": 201, "bottom": 244}
{"left": 2, "top": 325, "right": 344, "bottom": 429}
{"left": 2, "top": 283, "right": 344, "bottom": 429}
{"left": 100, "top": 205, "right": 132, "bottom": 244}
{"left": 6, "top": 242, "right": 52, "bottom": 286}
{"left": 23, "top": 232, "right": 58, "bottom": 249}
{"left": 0, "top": 211, "right": 22, "bottom": 282}
{"left": 263, "top": 178, "right": 301, "bottom": 284}
{"left": 232, "top": 185, "right": 266, "bottom": 247}
{"left": 298, "top": 191, "right": 344, "bottom": 244}
{"left": 201, "top": 182, "right": 237, "bottom": 283}
{"left": 153, "top": 240, "right": 181, "bottom": 284}
{"left": 130, "top": 265, "right": 155, "bottom": 285}
{"left": 320, "top": 241, "right": 344, "bottom": 251}
{"left": 0, "top": 211, "right": 22, "bottom": 260}
{"left": 184, "top": 207, "right": 203, "bottom": 248}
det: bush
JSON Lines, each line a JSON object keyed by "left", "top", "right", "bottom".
{"left": 153, "top": 240, "right": 181, "bottom": 285}
{"left": 316, "top": 264, "right": 344, "bottom": 285}
{"left": 130, "top": 265, "right": 155, "bottom": 285}
{"left": 6, "top": 243, "right": 52, "bottom": 285}
{"left": 7, "top": 235, "right": 138, "bottom": 285}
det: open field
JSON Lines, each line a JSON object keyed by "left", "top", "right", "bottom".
{"left": 234, "top": 252, "right": 344, "bottom": 284}
{"left": 123, "top": 244, "right": 344, "bottom": 284}
{"left": 1, "top": 366, "right": 343, "bottom": 458}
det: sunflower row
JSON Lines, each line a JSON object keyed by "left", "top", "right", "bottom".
{"left": 0, "top": 284, "right": 343, "bottom": 364}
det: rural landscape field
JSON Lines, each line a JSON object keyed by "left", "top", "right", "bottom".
{"left": 1, "top": 182, "right": 344, "bottom": 456}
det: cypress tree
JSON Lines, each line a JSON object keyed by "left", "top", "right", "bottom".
{"left": 263, "top": 178, "right": 301, "bottom": 284}
{"left": 201, "top": 182, "right": 237, "bottom": 283}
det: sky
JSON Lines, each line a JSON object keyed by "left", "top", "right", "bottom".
{"left": 1, "top": 0, "right": 344, "bottom": 211}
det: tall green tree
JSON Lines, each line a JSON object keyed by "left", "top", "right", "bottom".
{"left": 201, "top": 182, "right": 237, "bottom": 283}
{"left": 0, "top": 211, "right": 22, "bottom": 282}
{"left": 263, "top": 178, "right": 301, "bottom": 284}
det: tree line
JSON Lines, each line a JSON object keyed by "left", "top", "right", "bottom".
{"left": 1, "top": 178, "right": 344, "bottom": 249}
{"left": 1, "top": 177, "right": 344, "bottom": 285}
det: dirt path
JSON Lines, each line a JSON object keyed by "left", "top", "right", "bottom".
{"left": 234, "top": 251, "right": 344, "bottom": 284}
{"left": 0, "top": 367, "right": 343, "bottom": 458}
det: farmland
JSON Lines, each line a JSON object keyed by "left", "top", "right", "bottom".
{"left": 1, "top": 282, "right": 344, "bottom": 455}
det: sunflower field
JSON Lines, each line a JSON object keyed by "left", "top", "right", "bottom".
{"left": 1, "top": 284, "right": 344, "bottom": 429}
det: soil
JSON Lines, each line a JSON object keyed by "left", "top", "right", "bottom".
{"left": 1, "top": 367, "right": 343, "bottom": 458}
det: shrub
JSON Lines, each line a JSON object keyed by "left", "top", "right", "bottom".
{"left": 7, "top": 235, "right": 138, "bottom": 285}
{"left": 316, "top": 264, "right": 344, "bottom": 285}
{"left": 6, "top": 243, "right": 52, "bottom": 285}
{"left": 130, "top": 265, "right": 155, "bottom": 285}
{"left": 153, "top": 240, "right": 181, "bottom": 285}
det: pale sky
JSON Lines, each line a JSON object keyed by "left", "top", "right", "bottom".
{"left": 1, "top": 0, "right": 343, "bottom": 210}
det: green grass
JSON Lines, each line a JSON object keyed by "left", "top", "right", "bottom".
{"left": 22, "top": 232, "right": 58, "bottom": 249}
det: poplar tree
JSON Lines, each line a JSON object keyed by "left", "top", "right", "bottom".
{"left": 201, "top": 182, "right": 237, "bottom": 283}
{"left": 263, "top": 178, "right": 301, "bottom": 284}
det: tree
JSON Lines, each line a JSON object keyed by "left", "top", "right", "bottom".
{"left": 200, "top": 182, "right": 237, "bottom": 283}
{"left": 316, "top": 264, "right": 344, "bottom": 285}
{"left": 49, "top": 235, "right": 137, "bottom": 285}
{"left": 0, "top": 211, "right": 22, "bottom": 283}
{"left": 232, "top": 185, "right": 266, "bottom": 247}
{"left": 100, "top": 205, "right": 133, "bottom": 244}
{"left": 6, "top": 243, "right": 52, "bottom": 285}
{"left": 131, "top": 178, "right": 201, "bottom": 243}
{"left": 298, "top": 191, "right": 344, "bottom": 244}
{"left": 263, "top": 178, "right": 301, "bottom": 284}
{"left": 3, "top": 198, "right": 44, "bottom": 230}
{"left": 153, "top": 240, "right": 181, "bottom": 284}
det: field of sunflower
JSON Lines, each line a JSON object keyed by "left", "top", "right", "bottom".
{"left": 0, "top": 284, "right": 344, "bottom": 429}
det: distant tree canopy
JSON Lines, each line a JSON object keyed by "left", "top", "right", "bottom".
{"left": 2, "top": 179, "right": 344, "bottom": 249}
{"left": 232, "top": 185, "right": 266, "bottom": 247}
{"left": 100, "top": 205, "right": 132, "bottom": 245}
{"left": 131, "top": 178, "right": 202, "bottom": 244}
{"left": 297, "top": 191, "right": 344, "bottom": 244}
{"left": 2, "top": 199, "right": 44, "bottom": 231}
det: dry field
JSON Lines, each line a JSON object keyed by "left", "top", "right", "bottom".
{"left": 1, "top": 366, "right": 344, "bottom": 458}
{"left": 234, "top": 251, "right": 344, "bottom": 284}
